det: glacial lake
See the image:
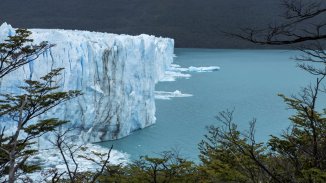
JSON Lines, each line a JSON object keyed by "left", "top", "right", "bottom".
{"left": 99, "top": 48, "right": 316, "bottom": 162}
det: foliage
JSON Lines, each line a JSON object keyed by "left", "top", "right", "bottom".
{"left": 196, "top": 0, "right": 326, "bottom": 182}
{"left": 198, "top": 91, "right": 326, "bottom": 182}
{"left": 2, "top": 1, "right": 326, "bottom": 182}
{"left": 0, "top": 28, "right": 52, "bottom": 78}
{"left": 96, "top": 151, "right": 198, "bottom": 183}
{"left": 198, "top": 113, "right": 268, "bottom": 183}
{"left": 0, "top": 29, "right": 81, "bottom": 182}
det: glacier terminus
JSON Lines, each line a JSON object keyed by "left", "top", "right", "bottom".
{"left": 0, "top": 23, "right": 175, "bottom": 142}
{"left": 0, "top": 23, "right": 219, "bottom": 144}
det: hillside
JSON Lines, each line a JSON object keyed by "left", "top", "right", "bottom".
{"left": 0, "top": 0, "right": 283, "bottom": 48}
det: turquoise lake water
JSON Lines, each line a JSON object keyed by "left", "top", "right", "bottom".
{"left": 99, "top": 49, "right": 316, "bottom": 161}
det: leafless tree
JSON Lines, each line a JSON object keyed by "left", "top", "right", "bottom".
{"left": 48, "top": 128, "right": 113, "bottom": 183}
{"left": 0, "top": 29, "right": 81, "bottom": 183}
{"left": 0, "top": 68, "right": 81, "bottom": 183}
{"left": 229, "top": 0, "right": 326, "bottom": 45}
{"left": 199, "top": 1, "right": 326, "bottom": 182}
{"left": 229, "top": 0, "right": 326, "bottom": 75}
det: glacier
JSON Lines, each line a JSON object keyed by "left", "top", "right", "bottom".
{"left": 0, "top": 23, "right": 174, "bottom": 142}
{"left": 0, "top": 23, "right": 222, "bottom": 181}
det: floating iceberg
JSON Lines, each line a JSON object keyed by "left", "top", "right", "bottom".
{"left": 188, "top": 66, "right": 220, "bottom": 72}
{"left": 155, "top": 90, "right": 193, "bottom": 100}
{"left": 171, "top": 64, "right": 220, "bottom": 73}
{"left": 0, "top": 23, "right": 174, "bottom": 142}
{"left": 0, "top": 22, "right": 220, "bottom": 143}
{"left": 160, "top": 64, "right": 220, "bottom": 82}
{"left": 0, "top": 23, "right": 222, "bottom": 181}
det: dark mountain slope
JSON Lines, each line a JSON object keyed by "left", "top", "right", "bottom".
{"left": 0, "top": 0, "right": 282, "bottom": 48}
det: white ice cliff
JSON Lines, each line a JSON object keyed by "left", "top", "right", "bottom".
{"left": 0, "top": 23, "right": 174, "bottom": 142}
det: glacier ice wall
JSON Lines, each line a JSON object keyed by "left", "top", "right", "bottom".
{"left": 0, "top": 23, "right": 174, "bottom": 142}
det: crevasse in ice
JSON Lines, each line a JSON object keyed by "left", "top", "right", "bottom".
{"left": 0, "top": 23, "right": 174, "bottom": 142}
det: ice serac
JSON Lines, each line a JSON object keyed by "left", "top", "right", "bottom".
{"left": 0, "top": 23, "right": 174, "bottom": 142}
